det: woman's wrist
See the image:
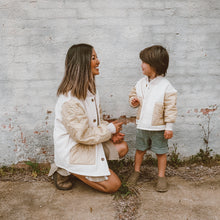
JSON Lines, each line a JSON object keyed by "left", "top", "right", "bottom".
{"left": 107, "top": 123, "right": 116, "bottom": 134}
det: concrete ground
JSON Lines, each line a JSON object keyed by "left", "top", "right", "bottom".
{"left": 137, "top": 175, "right": 220, "bottom": 220}
{"left": 0, "top": 174, "right": 219, "bottom": 220}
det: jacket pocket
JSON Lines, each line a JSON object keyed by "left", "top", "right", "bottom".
{"left": 152, "top": 102, "right": 164, "bottom": 126}
{"left": 136, "top": 97, "right": 143, "bottom": 120}
{"left": 69, "top": 143, "right": 96, "bottom": 165}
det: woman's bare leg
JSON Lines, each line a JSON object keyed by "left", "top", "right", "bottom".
{"left": 73, "top": 169, "right": 121, "bottom": 193}
{"left": 72, "top": 141, "right": 128, "bottom": 193}
{"left": 114, "top": 141, "right": 128, "bottom": 158}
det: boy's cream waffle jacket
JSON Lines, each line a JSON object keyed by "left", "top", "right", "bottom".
{"left": 53, "top": 91, "right": 115, "bottom": 177}
{"left": 129, "top": 76, "right": 177, "bottom": 131}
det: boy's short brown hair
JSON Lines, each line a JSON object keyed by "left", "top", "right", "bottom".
{"left": 139, "top": 45, "right": 169, "bottom": 76}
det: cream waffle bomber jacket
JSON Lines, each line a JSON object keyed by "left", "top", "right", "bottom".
{"left": 53, "top": 90, "right": 115, "bottom": 177}
{"left": 129, "top": 76, "right": 177, "bottom": 131}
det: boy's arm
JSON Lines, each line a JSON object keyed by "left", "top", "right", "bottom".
{"left": 164, "top": 130, "right": 173, "bottom": 139}
{"left": 129, "top": 87, "right": 140, "bottom": 107}
{"left": 164, "top": 84, "right": 177, "bottom": 132}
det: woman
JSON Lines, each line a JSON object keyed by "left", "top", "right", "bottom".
{"left": 49, "top": 43, "right": 128, "bottom": 193}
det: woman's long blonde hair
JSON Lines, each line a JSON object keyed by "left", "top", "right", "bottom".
{"left": 57, "top": 44, "right": 96, "bottom": 99}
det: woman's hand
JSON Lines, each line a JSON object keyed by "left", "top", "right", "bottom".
{"left": 112, "top": 121, "right": 123, "bottom": 133}
{"left": 164, "top": 130, "right": 173, "bottom": 139}
{"left": 111, "top": 132, "right": 125, "bottom": 144}
{"left": 131, "top": 97, "right": 140, "bottom": 107}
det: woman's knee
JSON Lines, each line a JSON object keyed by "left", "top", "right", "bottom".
{"left": 105, "top": 178, "right": 121, "bottom": 193}
{"left": 103, "top": 170, "right": 122, "bottom": 193}
{"left": 118, "top": 141, "right": 128, "bottom": 158}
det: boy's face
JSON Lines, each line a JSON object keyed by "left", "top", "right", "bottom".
{"left": 141, "top": 61, "right": 156, "bottom": 79}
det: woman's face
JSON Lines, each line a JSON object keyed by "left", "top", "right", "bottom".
{"left": 91, "top": 49, "right": 100, "bottom": 76}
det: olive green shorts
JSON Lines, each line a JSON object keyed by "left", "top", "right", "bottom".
{"left": 136, "top": 129, "right": 168, "bottom": 154}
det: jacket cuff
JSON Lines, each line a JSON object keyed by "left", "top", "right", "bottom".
{"left": 165, "top": 123, "right": 173, "bottom": 131}
{"left": 129, "top": 97, "right": 134, "bottom": 105}
{"left": 107, "top": 123, "right": 116, "bottom": 134}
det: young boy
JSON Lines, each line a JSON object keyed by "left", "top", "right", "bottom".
{"left": 127, "top": 45, "right": 177, "bottom": 192}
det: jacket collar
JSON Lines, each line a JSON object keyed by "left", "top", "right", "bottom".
{"left": 145, "top": 76, "right": 163, "bottom": 85}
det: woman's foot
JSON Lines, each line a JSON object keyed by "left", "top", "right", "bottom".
{"left": 53, "top": 172, "right": 73, "bottom": 190}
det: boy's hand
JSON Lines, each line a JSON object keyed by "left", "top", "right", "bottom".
{"left": 111, "top": 132, "right": 125, "bottom": 144}
{"left": 131, "top": 97, "right": 140, "bottom": 107}
{"left": 164, "top": 130, "right": 173, "bottom": 139}
{"left": 112, "top": 121, "right": 123, "bottom": 133}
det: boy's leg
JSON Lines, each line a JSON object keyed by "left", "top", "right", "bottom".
{"left": 127, "top": 150, "right": 146, "bottom": 187}
{"left": 127, "top": 129, "right": 148, "bottom": 187}
{"left": 150, "top": 131, "right": 168, "bottom": 192}
{"left": 135, "top": 149, "right": 146, "bottom": 172}
{"left": 156, "top": 153, "right": 167, "bottom": 177}
{"left": 156, "top": 153, "right": 168, "bottom": 192}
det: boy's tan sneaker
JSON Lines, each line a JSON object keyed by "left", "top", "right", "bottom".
{"left": 53, "top": 172, "right": 73, "bottom": 190}
{"left": 127, "top": 171, "right": 140, "bottom": 188}
{"left": 156, "top": 176, "right": 168, "bottom": 192}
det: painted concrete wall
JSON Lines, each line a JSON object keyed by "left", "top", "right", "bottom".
{"left": 1, "top": 0, "right": 220, "bottom": 165}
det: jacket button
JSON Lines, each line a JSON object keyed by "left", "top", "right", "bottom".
{"left": 101, "top": 158, "right": 105, "bottom": 161}
{"left": 91, "top": 98, "right": 94, "bottom": 102}
{"left": 93, "top": 119, "right": 96, "bottom": 122}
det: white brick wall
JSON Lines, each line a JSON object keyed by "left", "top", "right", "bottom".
{"left": 0, "top": 0, "right": 220, "bottom": 165}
